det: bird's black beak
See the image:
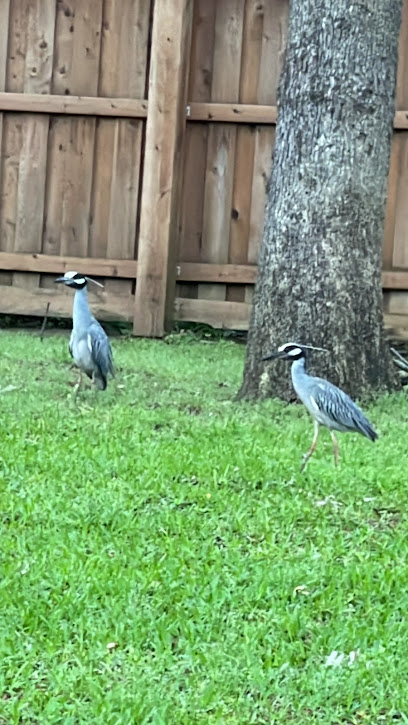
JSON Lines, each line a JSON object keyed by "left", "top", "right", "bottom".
{"left": 262, "top": 350, "right": 286, "bottom": 361}
{"left": 54, "top": 276, "right": 66, "bottom": 284}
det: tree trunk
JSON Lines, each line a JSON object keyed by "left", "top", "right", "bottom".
{"left": 238, "top": 0, "right": 402, "bottom": 401}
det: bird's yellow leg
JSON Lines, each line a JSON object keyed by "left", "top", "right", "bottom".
{"left": 73, "top": 370, "right": 83, "bottom": 398}
{"left": 300, "top": 421, "right": 319, "bottom": 473}
{"left": 331, "top": 430, "right": 339, "bottom": 467}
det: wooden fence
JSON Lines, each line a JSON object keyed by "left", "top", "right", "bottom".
{"left": 0, "top": 0, "right": 408, "bottom": 337}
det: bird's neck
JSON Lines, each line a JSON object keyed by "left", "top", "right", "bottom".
{"left": 290, "top": 356, "right": 307, "bottom": 384}
{"left": 73, "top": 286, "right": 93, "bottom": 329}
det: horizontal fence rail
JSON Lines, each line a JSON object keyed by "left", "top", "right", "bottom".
{"left": 0, "top": 93, "right": 407, "bottom": 128}
{"left": 1, "top": 253, "right": 408, "bottom": 288}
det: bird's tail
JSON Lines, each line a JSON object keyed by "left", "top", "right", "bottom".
{"left": 355, "top": 415, "right": 378, "bottom": 442}
{"left": 93, "top": 371, "right": 107, "bottom": 390}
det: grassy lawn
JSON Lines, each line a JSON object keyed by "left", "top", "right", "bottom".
{"left": 1, "top": 329, "right": 408, "bottom": 724}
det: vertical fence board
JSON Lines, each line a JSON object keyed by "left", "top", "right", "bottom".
{"left": 0, "top": 0, "right": 11, "bottom": 286}
{"left": 1, "top": 0, "right": 28, "bottom": 286}
{"left": 69, "top": 0, "right": 103, "bottom": 97}
{"left": 44, "top": 0, "right": 103, "bottom": 276}
{"left": 59, "top": 119, "right": 96, "bottom": 258}
{"left": 134, "top": 0, "right": 194, "bottom": 336}
{"left": 88, "top": 118, "right": 115, "bottom": 261}
{"left": 392, "top": 135, "right": 408, "bottom": 270}
{"left": 106, "top": 119, "right": 142, "bottom": 262}
{"left": 0, "top": 115, "right": 23, "bottom": 284}
{"left": 257, "top": 0, "right": 289, "bottom": 104}
{"left": 178, "top": 0, "right": 216, "bottom": 300}
{"left": 14, "top": 0, "right": 56, "bottom": 292}
{"left": 245, "top": 126, "right": 275, "bottom": 303}
{"left": 396, "top": 0, "right": 408, "bottom": 110}
{"left": 227, "top": 0, "right": 264, "bottom": 303}
{"left": 198, "top": 0, "right": 245, "bottom": 305}
{"left": 387, "top": 0, "right": 408, "bottom": 316}
{"left": 51, "top": 0, "right": 75, "bottom": 96}
{"left": 43, "top": 118, "right": 70, "bottom": 256}
{"left": 96, "top": 0, "right": 151, "bottom": 297}
{"left": 228, "top": 126, "right": 255, "bottom": 302}
{"left": 99, "top": 0, "right": 152, "bottom": 99}
{"left": 200, "top": 124, "right": 236, "bottom": 300}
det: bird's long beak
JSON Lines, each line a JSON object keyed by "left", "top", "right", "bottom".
{"left": 262, "top": 350, "right": 286, "bottom": 361}
{"left": 54, "top": 276, "right": 67, "bottom": 284}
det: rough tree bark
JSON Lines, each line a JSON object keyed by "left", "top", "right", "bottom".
{"left": 238, "top": 0, "right": 402, "bottom": 401}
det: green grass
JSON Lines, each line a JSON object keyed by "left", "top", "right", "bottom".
{"left": 0, "top": 329, "right": 408, "bottom": 724}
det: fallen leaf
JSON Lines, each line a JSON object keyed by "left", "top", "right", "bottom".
{"left": 106, "top": 642, "right": 119, "bottom": 651}
{"left": 293, "top": 585, "right": 310, "bottom": 596}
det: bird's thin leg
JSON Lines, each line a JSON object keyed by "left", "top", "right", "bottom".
{"left": 331, "top": 430, "right": 339, "bottom": 467}
{"left": 73, "top": 370, "right": 83, "bottom": 398}
{"left": 300, "top": 421, "right": 319, "bottom": 473}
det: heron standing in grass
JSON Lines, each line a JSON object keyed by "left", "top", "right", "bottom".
{"left": 55, "top": 271, "right": 114, "bottom": 395}
{"left": 263, "top": 342, "right": 377, "bottom": 471}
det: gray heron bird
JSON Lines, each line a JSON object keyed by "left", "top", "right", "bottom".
{"left": 55, "top": 271, "right": 114, "bottom": 394}
{"left": 263, "top": 342, "right": 377, "bottom": 471}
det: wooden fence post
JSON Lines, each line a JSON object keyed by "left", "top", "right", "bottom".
{"left": 133, "top": 0, "right": 193, "bottom": 337}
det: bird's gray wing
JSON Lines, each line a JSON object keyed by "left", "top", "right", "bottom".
{"left": 313, "top": 379, "right": 376, "bottom": 440}
{"left": 88, "top": 321, "right": 114, "bottom": 378}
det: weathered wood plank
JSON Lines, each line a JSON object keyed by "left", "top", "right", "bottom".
{"left": 396, "top": 0, "right": 408, "bottom": 110}
{"left": 228, "top": 126, "right": 255, "bottom": 302}
{"left": 0, "top": 115, "right": 23, "bottom": 287}
{"left": 257, "top": 0, "right": 289, "bottom": 105}
{"left": 99, "top": 0, "right": 152, "bottom": 99}
{"left": 245, "top": 125, "right": 275, "bottom": 305}
{"left": 0, "top": 2, "right": 10, "bottom": 91}
{"left": 58, "top": 118, "right": 96, "bottom": 258}
{"left": 3, "top": 255, "right": 408, "bottom": 289}
{"left": 0, "top": 252, "right": 137, "bottom": 277}
{"left": 98, "top": 0, "right": 151, "bottom": 298}
{"left": 199, "top": 0, "right": 245, "bottom": 304}
{"left": 12, "top": 1, "right": 56, "bottom": 291}
{"left": 382, "top": 270, "right": 408, "bottom": 290}
{"left": 188, "top": 102, "right": 278, "bottom": 124}
{"left": 175, "top": 300, "right": 408, "bottom": 334}
{"left": 1, "top": 0, "right": 28, "bottom": 286}
{"left": 0, "top": 0, "right": 11, "bottom": 285}
{"left": 384, "top": 313, "right": 408, "bottom": 340}
{"left": 67, "top": 0, "right": 103, "bottom": 97}
{"left": 0, "top": 92, "right": 148, "bottom": 117}
{"left": 0, "top": 94, "right": 408, "bottom": 128}
{"left": 178, "top": 262, "right": 257, "bottom": 283}
{"left": 88, "top": 120, "right": 116, "bottom": 259}
{"left": 0, "top": 284, "right": 133, "bottom": 321}
{"left": 107, "top": 120, "right": 142, "bottom": 261}
{"left": 228, "top": 0, "right": 264, "bottom": 303}
{"left": 134, "top": 0, "right": 194, "bottom": 336}
{"left": 199, "top": 123, "right": 237, "bottom": 301}
{"left": 178, "top": 0, "right": 216, "bottom": 300}
{"left": 174, "top": 297, "right": 251, "bottom": 329}
{"left": 53, "top": 1, "right": 103, "bottom": 263}
{"left": 391, "top": 134, "right": 408, "bottom": 269}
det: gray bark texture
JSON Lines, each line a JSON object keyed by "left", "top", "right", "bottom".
{"left": 238, "top": 0, "right": 402, "bottom": 401}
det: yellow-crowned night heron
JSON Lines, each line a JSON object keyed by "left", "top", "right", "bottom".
{"left": 263, "top": 342, "right": 377, "bottom": 471}
{"left": 55, "top": 271, "right": 114, "bottom": 394}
